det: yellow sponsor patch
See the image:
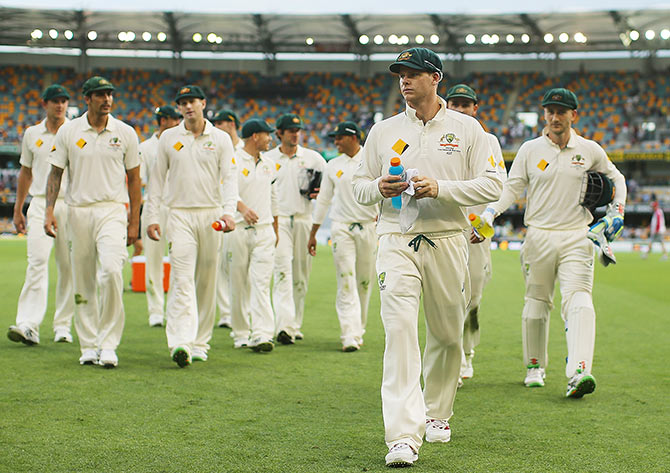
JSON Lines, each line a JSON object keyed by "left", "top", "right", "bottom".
{"left": 276, "top": 163, "right": 281, "bottom": 171}
{"left": 173, "top": 141, "right": 184, "bottom": 151}
{"left": 392, "top": 139, "right": 409, "bottom": 155}
{"left": 498, "top": 160, "right": 505, "bottom": 168}
{"left": 76, "top": 138, "right": 86, "bottom": 149}
{"left": 36, "top": 139, "right": 43, "bottom": 147}
{"left": 488, "top": 155, "right": 496, "bottom": 168}
{"left": 242, "top": 168, "right": 249, "bottom": 176}
{"left": 50, "top": 145, "right": 56, "bottom": 152}
{"left": 232, "top": 157, "right": 236, "bottom": 165}
{"left": 537, "top": 159, "right": 549, "bottom": 171}
{"left": 336, "top": 169, "right": 343, "bottom": 178}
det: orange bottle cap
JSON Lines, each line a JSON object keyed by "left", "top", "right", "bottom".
{"left": 390, "top": 157, "right": 401, "bottom": 166}
{"left": 468, "top": 213, "right": 476, "bottom": 221}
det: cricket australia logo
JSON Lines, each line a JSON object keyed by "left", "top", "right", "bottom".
{"left": 571, "top": 154, "right": 585, "bottom": 167}
{"left": 203, "top": 140, "right": 216, "bottom": 151}
{"left": 378, "top": 272, "right": 387, "bottom": 291}
{"left": 438, "top": 133, "right": 460, "bottom": 153}
{"left": 109, "top": 136, "right": 121, "bottom": 149}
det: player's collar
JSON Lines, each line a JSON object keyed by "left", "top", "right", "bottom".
{"left": 405, "top": 96, "right": 447, "bottom": 123}
{"left": 82, "top": 112, "right": 117, "bottom": 132}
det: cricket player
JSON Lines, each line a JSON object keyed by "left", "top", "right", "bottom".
{"left": 8, "top": 84, "right": 74, "bottom": 346}
{"left": 307, "top": 121, "right": 378, "bottom": 352}
{"left": 212, "top": 109, "right": 243, "bottom": 329}
{"left": 265, "top": 113, "right": 326, "bottom": 345}
{"left": 139, "top": 105, "right": 182, "bottom": 327}
{"left": 352, "top": 48, "right": 502, "bottom": 467}
{"left": 145, "top": 85, "right": 237, "bottom": 368}
{"left": 225, "top": 118, "right": 278, "bottom": 352}
{"left": 641, "top": 198, "right": 667, "bottom": 259}
{"left": 481, "top": 88, "right": 627, "bottom": 398}
{"left": 445, "top": 84, "right": 508, "bottom": 382}
{"left": 44, "top": 76, "right": 142, "bottom": 368}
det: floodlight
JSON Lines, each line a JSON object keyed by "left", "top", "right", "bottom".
{"left": 126, "top": 31, "right": 135, "bottom": 41}
{"left": 630, "top": 30, "right": 639, "bottom": 41}
{"left": 645, "top": 30, "right": 655, "bottom": 40}
{"left": 87, "top": 31, "right": 97, "bottom": 41}
{"left": 64, "top": 30, "right": 73, "bottom": 40}
{"left": 118, "top": 32, "right": 127, "bottom": 42}
{"left": 31, "top": 29, "right": 43, "bottom": 40}
{"left": 559, "top": 33, "right": 569, "bottom": 43}
{"left": 216, "top": 36, "right": 222, "bottom": 44}
{"left": 142, "top": 32, "right": 151, "bottom": 42}
{"left": 193, "top": 33, "right": 202, "bottom": 43}
{"left": 157, "top": 32, "right": 167, "bottom": 42}
{"left": 415, "top": 34, "right": 424, "bottom": 44}
{"left": 400, "top": 35, "right": 409, "bottom": 45}
{"left": 207, "top": 33, "right": 217, "bottom": 43}
{"left": 374, "top": 34, "right": 383, "bottom": 44}
{"left": 306, "top": 37, "right": 314, "bottom": 45}
{"left": 389, "top": 34, "right": 398, "bottom": 45}
{"left": 544, "top": 33, "right": 554, "bottom": 43}
{"left": 430, "top": 34, "right": 439, "bottom": 44}
{"left": 661, "top": 29, "right": 670, "bottom": 40}
{"left": 574, "top": 32, "right": 587, "bottom": 43}
{"left": 506, "top": 34, "right": 514, "bottom": 44}
{"left": 521, "top": 33, "right": 530, "bottom": 43}
{"left": 465, "top": 34, "right": 476, "bottom": 45}
{"left": 491, "top": 34, "right": 499, "bottom": 44}
{"left": 359, "top": 34, "right": 369, "bottom": 45}
{"left": 482, "top": 34, "right": 490, "bottom": 44}
{"left": 49, "top": 29, "right": 58, "bottom": 39}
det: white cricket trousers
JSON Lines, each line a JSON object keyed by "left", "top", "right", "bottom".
{"left": 68, "top": 204, "right": 127, "bottom": 353}
{"left": 227, "top": 224, "right": 275, "bottom": 343}
{"left": 330, "top": 221, "right": 377, "bottom": 345}
{"left": 462, "top": 240, "right": 492, "bottom": 360}
{"left": 520, "top": 226, "right": 596, "bottom": 378}
{"left": 15, "top": 197, "right": 74, "bottom": 334}
{"left": 165, "top": 208, "right": 222, "bottom": 353}
{"left": 142, "top": 204, "right": 168, "bottom": 318}
{"left": 377, "top": 232, "right": 469, "bottom": 451}
{"left": 273, "top": 214, "right": 312, "bottom": 337}
{"left": 216, "top": 232, "right": 231, "bottom": 320}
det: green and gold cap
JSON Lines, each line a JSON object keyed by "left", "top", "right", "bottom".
{"left": 42, "top": 84, "right": 70, "bottom": 101}
{"left": 541, "top": 88, "right": 578, "bottom": 110}
{"left": 82, "top": 76, "right": 114, "bottom": 96}
{"left": 446, "top": 84, "right": 477, "bottom": 104}
{"left": 155, "top": 105, "right": 181, "bottom": 119}
{"left": 389, "top": 47, "right": 442, "bottom": 74}
{"left": 241, "top": 118, "right": 275, "bottom": 138}
{"left": 174, "top": 85, "right": 206, "bottom": 103}
{"left": 212, "top": 109, "right": 240, "bottom": 127}
{"left": 328, "top": 121, "right": 362, "bottom": 139}
{"left": 276, "top": 113, "right": 304, "bottom": 130}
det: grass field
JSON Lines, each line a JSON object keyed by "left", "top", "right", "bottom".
{"left": 0, "top": 239, "right": 668, "bottom": 472}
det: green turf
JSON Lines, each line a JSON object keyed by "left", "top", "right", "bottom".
{"left": 0, "top": 240, "right": 668, "bottom": 472}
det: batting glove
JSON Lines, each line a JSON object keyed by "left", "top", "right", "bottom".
{"left": 481, "top": 207, "right": 496, "bottom": 227}
{"left": 604, "top": 203, "right": 624, "bottom": 242}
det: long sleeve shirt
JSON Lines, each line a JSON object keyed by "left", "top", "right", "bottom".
{"left": 312, "top": 149, "right": 379, "bottom": 225}
{"left": 490, "top": 129, "right": 627, "bottom": 230}
{"left": 144, "top": 120, "right": 237, "bottom": 226}
{"left": 352, "top": 97, "right": 502, "bottom": 235}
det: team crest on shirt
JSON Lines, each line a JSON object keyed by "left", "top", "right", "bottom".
{"left": 438, "top": 133, "right": 461, "bottom": 154}
{"left": 571, "top": 154, "right": 585, "bottom": 167}
{"left": 261, "top": 164, "right": 272, "bottom": 175}
{"left": 108, "top": 137, "right": 121, "bottom": 150}
{"left": 203, "top": 141, "right": 216, "bottom": 151}
{"left": 378, "top": 272, "right": 387, "bottom": 291}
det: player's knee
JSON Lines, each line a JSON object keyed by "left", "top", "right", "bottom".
{"left": 563, "top": 291, "right": 594, "bottom": 316}
{"left": 522, "top": 298, "right": 551, "bottom": 321}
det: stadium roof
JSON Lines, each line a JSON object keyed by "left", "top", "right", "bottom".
{"left": 1, "top": 5, "right": 670, "bottom": 57}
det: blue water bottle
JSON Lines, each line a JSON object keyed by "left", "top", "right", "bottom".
{"left": 389, "top": 157, "right": 404, "bottom": 210}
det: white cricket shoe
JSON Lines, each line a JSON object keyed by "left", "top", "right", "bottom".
{"left": 461, "top": 355, "right": 474, "bottom": 379}
{"left": 249, "top": 337, "right": 274, "bottom": 353}
{"left": 385, "top": 442, "right": 418, "bottom": 468}
{"left": 191, "top": 348, "right": 208, "bottom": 362}
{"left": 79, "top": 349, "right": 99, "bottom": 365}
{"left": 233, "top": 338, "right": 248, "bottom": 349}
{"left": 425, "top": 418, "right": 451, "bottom": 443}
{"left": 54, "top": 328, "right": 73, "bottom": 343}
{"left": 524, "top": 366, "right": 546, "bottom": 387}
{"left": 217, "top": 316, "right": 232, "bottom": 328}
{"left": 148, "top": 314, "right": 164, "bottom": 327}
{"left": 342, "top": 338, "right": 360, "bottom": 352}
{"left": 7, "top": 325, "right": 39, "bottom": 345}
{"left": 99, "top": 349, "right": 118, "bottom": 368}
{"left": 566, "top": 370, "right": 596, "bottom": 398}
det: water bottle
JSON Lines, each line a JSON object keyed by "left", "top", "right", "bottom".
{"left": 468, "top": 213, "right": 495, "bottom": 239}
{"left": 211, "top": 219, "right": 227, "bottom": 232}
{"left": 389, "top": 157, "right": 405, "bottom": 210}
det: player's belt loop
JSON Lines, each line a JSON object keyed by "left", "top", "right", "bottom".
{"left": 349, "top": 222, "right": 363, "bottom": 232}
{"left": 408, "top": 234, "right": 436, "bottom": 252}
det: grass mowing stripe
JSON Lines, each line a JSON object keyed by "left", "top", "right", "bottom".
{"left": 0, "top": 241, "right": 667, "bottom": 472}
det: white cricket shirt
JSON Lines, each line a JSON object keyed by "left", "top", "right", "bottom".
{"left": 490, "top": 129, "right": 627, "bottom": 230}
{"left": 48, "top": 113, "right": 140, "bottom": 206}
{"left": 144, "top": 120, "right": 238, "bottom": 225}
{"left": 468, "top": 132, "right": 507, "bottom": 216}
{"left": 20, "top": 119, "right": 69, "bottom": 198}
{"left": 352, "top": 97, "right": 502, "bottom": 235}
{"left": 313, "top": 149, "right": 379, "bottom": 225}
{"left": 264, "top": 144, "right": 326, "bottom": 217}
{"left": 234, "top": 147, "right": 278, "bottom": 226}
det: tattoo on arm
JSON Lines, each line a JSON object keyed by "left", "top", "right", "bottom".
{"left": 46, "top": 166, "right": 64, "bottom": 210}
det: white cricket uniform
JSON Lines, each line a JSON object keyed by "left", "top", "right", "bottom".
{"left": 14, "top": 119, "right": 74, "bottom": 336}
{"left": 265, "top": 144, "right": 326, "bottom": 338}
{"left": 139, "top": 133, "right": 168, "bottom": 321}
{"left": 144, "top": 120, "right": 237, "bottom": 355}
{"left": 490, "top": 128, "right": 626, "bottom": 378}
{"left": 48, "top": 113, "right": 140, "bottom": 353}
{"left": 462, "top": 132, "right": 508, "bottom": 368}
{"left": 224, "top": 148, "right": 278, "bottom": 345}
{"left": 313, "top": 149, "right": 379, "bottom": 346}
{"left": 217, "top": 139, "right": 244, "bottom": 324}
{"left": 352, "top": 97, "right": 502, "bottom": 451}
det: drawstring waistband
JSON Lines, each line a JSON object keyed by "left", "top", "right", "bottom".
{"left": 408, "top": 234, "right": 436, "bottom": 252}
{"left": 349, "top": 222, "right": 363, "bottom": 232}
